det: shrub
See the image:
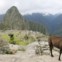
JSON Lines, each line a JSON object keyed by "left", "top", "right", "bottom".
{"left": 0, "top": 39, "right": 10, "bottom": 54}
{"left": 24, "top": 34, "right": 29, "bottom": 40}
{"left": 9, "top": 34, "right": 16, "bottom": 44}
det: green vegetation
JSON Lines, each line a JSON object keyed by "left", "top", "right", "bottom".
{"left": 2, "top": 34, "right": 29, "bottom": 46}
{"left": 0, "top": 30, "right": 45, "bottom": 46}
{"left": 0, "top": 31, "right": 32, "bottom": 46}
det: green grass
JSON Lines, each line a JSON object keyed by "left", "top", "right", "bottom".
{"left": 2, "top": 34, "right": 10, "bottom": 41}
{"left": 1, "top": 33, "right": 34, "bottom": 46}
{"left": 0, "top": 30, "right": 45, "bottom": 46}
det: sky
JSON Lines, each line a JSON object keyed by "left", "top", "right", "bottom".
{"left": 0, "top": 0, "right": 62, "bottom": 15}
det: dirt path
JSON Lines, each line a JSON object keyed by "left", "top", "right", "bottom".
{"left": 0, "top": 41, "right": 62, "bottom": 62}
{"left": 0, "top": 51, "right": 61, "bottom": 62}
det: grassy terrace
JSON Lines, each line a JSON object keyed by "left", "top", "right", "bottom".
{"left": 0, "top": 30, "right": 35, "bottom": 46}
{"left": 0, "top": 30, "right": 47, "bottom": 46}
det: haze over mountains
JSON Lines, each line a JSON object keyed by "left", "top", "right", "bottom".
{"left": 0, "top": 6, "right": 62, "bottom": 36}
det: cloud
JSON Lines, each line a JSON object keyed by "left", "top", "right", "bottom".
{"left": 0, "top": 0, "right": 62, "bottom": 14}
{"left": 0, "top": 0, "right": 14, "bottom": 14}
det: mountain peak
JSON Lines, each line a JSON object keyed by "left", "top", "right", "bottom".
{"left": 3, "top": 6, "right": 24, "bottom": 29}
{"left": 9, "top": 6, "right": 18, "bottom": 11}
{"left": 6, "top": 6, "right": 19, "bottom": 14}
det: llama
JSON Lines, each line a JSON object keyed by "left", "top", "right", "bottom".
{"left": 49, "top": 36, "right": 62, "bottom": 61}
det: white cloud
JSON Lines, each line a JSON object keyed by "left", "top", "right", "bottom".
{"left": 0, "top": 0, "right": 62, "bottom": 14}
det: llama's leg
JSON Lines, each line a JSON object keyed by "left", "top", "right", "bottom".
{"left": 59, "top": 49, "right": 62, "bottom": 61}
{"left": 49, "top": 42, "right": 54, "bottom": 57}
{"left": 50, "top": 45, "right": 54, "bottom": 57}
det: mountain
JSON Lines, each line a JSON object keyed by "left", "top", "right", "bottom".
{"left": 0, "top": 6, "right": 46, "bottom": 34}
{"left": 51, "top": 14, "right": 62, "bottom": 35}
{"left": 1, "top": 6, "right": 62, "bottom": 35}
{"left": 24, "top": 13, "right": 62, "bottom": 36}
{"left": 24, "top": 13, "right": 55, "bottom": 33}
{"left": 0, "top": 15, "right": 4, "bottom": 22}
{"left": 2, "top": 6, "right": 29, "bottom": 30}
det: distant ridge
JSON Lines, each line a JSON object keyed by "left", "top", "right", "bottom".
{"left": 24, "top": 13, "right": 62, "bottom": 36}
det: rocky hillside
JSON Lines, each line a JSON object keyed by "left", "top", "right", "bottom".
{"left": 0, "top": 41, "right": 60, "bottom": 62}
